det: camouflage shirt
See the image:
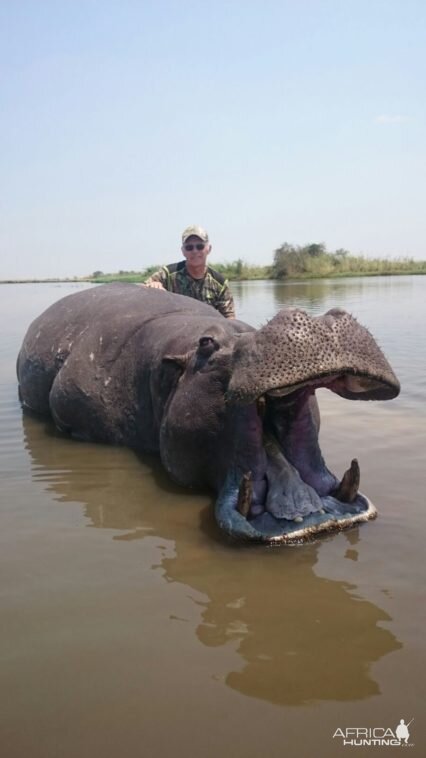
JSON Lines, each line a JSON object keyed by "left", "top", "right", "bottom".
{"left": 145, "top": 261, "right": 235, "bottom": 319}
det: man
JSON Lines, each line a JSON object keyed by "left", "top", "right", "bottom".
{"left": 144, "top": 225, "right": 235, "bottom": 319}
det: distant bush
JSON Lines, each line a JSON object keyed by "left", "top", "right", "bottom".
{"left": 87, "top": 265, "right": 162, "bottom": 284}
{"left": 214, "top": 259, "right": 271, "bottom": 280}
{"left": 272, "top": 242, "right": 426, "bottom": 279}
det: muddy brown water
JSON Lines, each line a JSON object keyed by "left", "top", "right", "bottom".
{"left": 1, "top": 278, "right": 425, "bottom": 757}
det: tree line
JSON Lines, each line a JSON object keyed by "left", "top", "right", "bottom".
{"left": 89, "top": 243, "right": 426, "bottom": 283}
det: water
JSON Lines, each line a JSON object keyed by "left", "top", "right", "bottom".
{"left": 1, "top": 278, "right": 425, "bottom": 757}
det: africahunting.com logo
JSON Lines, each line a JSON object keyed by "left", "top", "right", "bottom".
{"left": 333, "top": 718, "right": 414, "bottom": 747}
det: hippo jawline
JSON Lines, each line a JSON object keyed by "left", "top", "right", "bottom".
{"left": 215, "top": 374, "right": 383, "bottom": 545}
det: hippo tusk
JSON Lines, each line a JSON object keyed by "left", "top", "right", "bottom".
{"left": 237, "top": 471, "right": 253, "bottom": 516}
{"left": 332, "top": 459, "right": 360, "bottom": 503}
{"left": 215, "top": 471, "right": 266, "bottom": 541}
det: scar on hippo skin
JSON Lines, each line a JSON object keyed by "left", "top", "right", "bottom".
{"left": 16, "top": 283, "right": 400, "bottom": 544}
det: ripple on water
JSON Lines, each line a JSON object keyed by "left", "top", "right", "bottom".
{"left": 0, "top": 385, "right": 28, "bottom": 477}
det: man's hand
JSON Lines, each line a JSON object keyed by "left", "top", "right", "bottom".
{"left": 144, "top": 281, "right": 166, "bottom": 290}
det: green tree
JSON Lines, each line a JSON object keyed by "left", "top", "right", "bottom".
{"left": 273, "top": 243, "right": 307, "bottom": 277}
{"left": 305, "top": 243, "right": 326, "bottom": 257}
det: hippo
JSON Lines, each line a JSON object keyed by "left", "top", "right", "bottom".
{"left": 17, "top": 283, "right": 400, "bottom": 544}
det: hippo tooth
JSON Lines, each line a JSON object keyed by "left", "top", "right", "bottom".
{"left": 293, "top": 515, "right": 304, "bottom": 523}
{"left": 332, "top": 459, "right": 360, "bottom": 503}
{"left": 237, "top": 471, "right": 253, "bottom": 517}
{"left": 256, "top": 395, "right": 266, "bottom": 418}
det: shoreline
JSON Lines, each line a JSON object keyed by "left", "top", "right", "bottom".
{"left": 2, "top": 269, "right": 426, "bottom": 285}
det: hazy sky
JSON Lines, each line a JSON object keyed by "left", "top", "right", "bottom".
{"left": 1, "top": 0, "right": 425, "bottom": 278}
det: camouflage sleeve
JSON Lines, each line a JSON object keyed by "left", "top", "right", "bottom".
{"left": 215, "top": 282, "right": 236, "bottom": 319}
{"left": 144, "top": 267, "right": 169, "bottom": 288}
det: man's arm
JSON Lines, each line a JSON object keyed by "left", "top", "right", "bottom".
{"left": 215, "top": 283, "right": 236, "bottom": 319}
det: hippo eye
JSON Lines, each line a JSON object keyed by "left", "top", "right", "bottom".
{"left": 198, "top": 335, "right": 219, "bottom": 357}
{"left": 199, "top": 336, "right": 214, "bottom": 348}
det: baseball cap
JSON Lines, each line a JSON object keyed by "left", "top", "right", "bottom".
{"left": 182, "top": 224, "right": 209, "bottom": 243}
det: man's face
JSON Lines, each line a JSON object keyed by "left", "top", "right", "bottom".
{"left": 182, "top": 236, "right": 211, "bottom": 267}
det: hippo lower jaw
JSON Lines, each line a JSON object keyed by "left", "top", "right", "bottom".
{"left": 215, "top": 380, "right": 379, "bottom": 544}
{"left": 215, "top": 479, "right": 377, "bottom": 544}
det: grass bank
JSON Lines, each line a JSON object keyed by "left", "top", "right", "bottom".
{"left": 2, "top": 244, "right": 426, "bottom": 284}
{"left": 85, "top": 246, "right": 426, "bottom": 283}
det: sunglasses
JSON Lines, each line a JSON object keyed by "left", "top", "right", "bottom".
{"left": 184, "top": 243, "right": 206, "bottom": 252}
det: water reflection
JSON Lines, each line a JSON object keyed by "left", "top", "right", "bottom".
{"left": 23, "top": 412, "right": 402, "bottom": 707}
{"left": 197, "top": 558, "right": 395, "bottom": 704}
{"left": 232, "top": 274, "right": 423, "bottom": 327}
{"left": 232, "top": 277, "right": 377, "bottom": 318}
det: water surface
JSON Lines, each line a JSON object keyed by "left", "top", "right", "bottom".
{"left": 1, "top": 278, "right": 425, "bottom": 757}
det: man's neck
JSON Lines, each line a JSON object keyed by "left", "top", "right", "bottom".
{"left": 185, "top": 262, "right": 208, "bottom": 280}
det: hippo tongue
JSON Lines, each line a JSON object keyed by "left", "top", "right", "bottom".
{"left": 227, "top": 307, "right": 400, "bottom": 404}
{"left": 262, "top": 435, "right": 324, "bottom": 520}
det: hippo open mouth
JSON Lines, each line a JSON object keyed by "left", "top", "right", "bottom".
{"left": 215, "top": 308, "right": 400, "bottom": 544}
{"left": 216, "top": 386, "right": 374, "bottom": 544}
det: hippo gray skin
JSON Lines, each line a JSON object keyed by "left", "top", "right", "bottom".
{"left": 17, "top": 283, "right": 400, "bottom": 544}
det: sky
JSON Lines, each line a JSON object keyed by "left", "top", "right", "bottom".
{"left": 1, "top": 0, "right": 425, "bottom": 279}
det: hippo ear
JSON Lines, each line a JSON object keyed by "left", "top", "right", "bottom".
{"left": 163, "top": 352, "right": 191, "bottom": 370}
